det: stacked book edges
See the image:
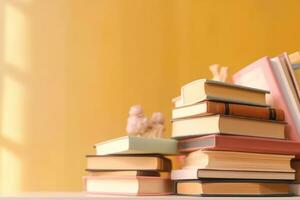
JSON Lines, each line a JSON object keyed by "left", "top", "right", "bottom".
{"left": 84, "top": 136, "right": 177, "bottom": 195}
{"left": 171, "top": 72, "right": 300, "bottom": 196}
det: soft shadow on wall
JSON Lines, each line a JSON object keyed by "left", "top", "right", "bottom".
{"left": 0, "top": 0, "right": 67, "bottom": 192}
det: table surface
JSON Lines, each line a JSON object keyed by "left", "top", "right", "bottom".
{"left": 0, "top": 192, "right": 299, "bottom": 200}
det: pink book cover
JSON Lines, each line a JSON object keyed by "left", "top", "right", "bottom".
{"left": 178, "top": 134, "right": 300, "bottom": 155}
{"left": 233, "top": 57, "right": 299, "bottom": 141}
{"left": 83, "top": 176, "right": 173, "bottom": 196}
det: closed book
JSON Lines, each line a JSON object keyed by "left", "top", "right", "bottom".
{"left": 173, "top": 79, "right": 269, "bottom": 108}
{"left": 183, "top": 150, "right": 294, "bottom": 172}
{"left": 279, "top": 53, "right": 300, "bottom": 102}
{"left": 84, "top": 176, "right": 173, "bottom": 195}
{"left": 177, "top": 134, "right": 300, "bottom": 155}
{"left": 86, "top": 155, "right": 171, "bottom": 171}
{"left": 290, "top": 183, "right": 300, "bottom": 196}
{"left": 176, "top": 180, "right": 290, "bottom": 196}
{"left": 289, "top": 52, "right": 300, "bottom": 64}
{"left": 86, "top": 170, "right": 160, "bottom": 177}
{"left": 172, "top": 114, "right": 286, "bottom": 139}
{"left": 233, "top": 55, "right": 300, "bottom": 141}
{"left": 94, "top": 136, "right": 177, "bottom": 155}
{"left": 172, "top": 100, "right": 284, "bottom": 121}
{"left": 171, "top": 169, "right": 295, "bottom": 181}
{"left": 291, "top": 159, "right": 300, "bottom": 183}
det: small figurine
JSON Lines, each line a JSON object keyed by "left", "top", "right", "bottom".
{"left": 126, "top": 105, "right": 149, "bottom": 136}
{"left": 126, "top": 105, "right": 165, "bottom": 138}
{"left": 209, "top": 64, "right": 228, "bottom": 82}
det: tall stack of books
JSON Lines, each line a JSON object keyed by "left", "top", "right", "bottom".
{"left": 171, "top": 79, "right": 300, "bottom": 197}
{"left": 233, "top": 52, "right": 300, "bottom": 195}
{"left": 83, "top": 136, "right": 177, "bottom": 195}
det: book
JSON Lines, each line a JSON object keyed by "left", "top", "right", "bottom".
{"left": 86, "top": 155, "right": 171, "bottom": 171}
{"left": 177, "top": 134, "right": 300, "bottom": 155}
{"left": 291, "top": 159, "right": 300, "bottom": 183}
{"left": 172, "top": 114, "right": 285, "bottom": 139}
{"left": 84, "top": 176, "right": 173, "bottom": 195}
{"left": 290, "top": 183, "right": 300, "bottom": 196}
{"left": 183, "top": 150, "right": 294, "bottom": 172}
{"left": 289, "top": 52, "right": 300, "bottom": 96}
{"left": 94, "top": 136, "right": 177, "bottom": 155}
{"left": 86, "top": 170, "right": 160, "bottom": 177}
{"left": 281, "top": 53, "right": 300, "bottom": 99}
{"left": 233, "top": 56, "right": 300, "bottom": 141}
{"left": 176, "top": 180, "right": 290, "bottom": 196}
{"left": 289, "top": 51, "right": 300, "bottom": 64}
{"left": 173, "top": 79, "right": 269, "bottom": 108}
{"left": 171, "top": 169, "right": 295, "bottom": 181}
{"left": 172, "top": 100, "right": 284, "bottom": 121}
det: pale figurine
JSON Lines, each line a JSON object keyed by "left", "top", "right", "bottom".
{"left": 126, "top": 105, "right": 165, "bottom": 138}
{"left": 142, "top": 112, "right": 165, "bottom": 138}
{"left": 209, "top": 64, "right": 228, "bottom": 82}
{"left": 126, "top": 105, "right": 149, "bottom": 136}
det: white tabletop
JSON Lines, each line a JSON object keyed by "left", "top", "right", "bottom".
{"left": 0, "top": 192, "right": 299, "bottom": 200}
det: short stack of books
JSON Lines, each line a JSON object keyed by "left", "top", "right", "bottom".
{"left": 84, "top": 136, "right": 177, "bottom": 195}
{"left": 171, "top": 79, "right": 300, "bottom": 197}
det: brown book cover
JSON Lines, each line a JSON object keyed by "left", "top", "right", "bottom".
{"left": 175, "top": 180, "right": 290, "bottom": 197}
{"left": 178, "top": 134, "right": 300, "bottom": 155}
{"left": 172, "top": 101, "right": 284, "bottom": 121}
{"left": 86, "top": 154, "right": 172, "bottom": 171}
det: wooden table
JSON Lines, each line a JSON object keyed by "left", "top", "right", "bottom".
{"left": 0, "top": 192, "right": 300, "bottom": 200}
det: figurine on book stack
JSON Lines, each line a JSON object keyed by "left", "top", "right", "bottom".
{"left": 83, "top": 106, "right": 177, "bottom": 195}
{"left": 171, "top": 64, "right": 300, "bottom": 197}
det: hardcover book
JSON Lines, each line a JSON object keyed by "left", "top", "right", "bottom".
{"left": 233, "top": 55, "right": 300, "bottom": 140}
{"left": 86, "top": 154, "right": 171, "bottom": 171}
{"left": 183, "top": 150, "right": 294, "bottom": 172}
{"left": 172, "top": 114, "right": 286, "bottom": 139}
{"left": 94, "top": 136, "right": 177, "bottom": 155}
{"left": 177, "top": 134, "right": 300, "bottom": 155}
{"left": 84, "top": 176, "right": 173, "bottom": 195}
{"left": 171, "top": 169, "right": 295, "bottom": 181}
{"left": 176, "top": 180, "right": 290, "bottom": 196}
{"left": 173, "top": 79, "right": 269, "bottom": 108}
{"left": 172, "top": 100, "right": 284, "bottom": 121}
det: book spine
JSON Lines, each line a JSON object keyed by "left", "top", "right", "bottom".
{"left": 206, "top": 101, "right": 284, "bottom": 121}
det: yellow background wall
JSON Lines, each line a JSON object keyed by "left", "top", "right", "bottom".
{"left": 0, "top": 0, "right": 299, "bottom": 192}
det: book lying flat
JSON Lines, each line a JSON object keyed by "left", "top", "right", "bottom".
{"left": 172, "top": 114, "right": 285, "bottom": 139}
{"left": 86, "top": 170, "right": 160, "bottom": 177}
{"left": 173, "top": 79, "right": 269, "bottom": 108}
{"left": 233, "top": 55, "right": 300, "bottom": 141}
{"left": 183, "top": 150, "right": 294, "bottom": 172}
{"left": 172, "top": 100, "right": 284, "bottom": 121}
{"left": 86, "top": 155, "right": 171, "bottom": 171}
{"left": 176, "top": 180, "right": 290, "bottom": 196}
{"left": 84, "top": 176, "right": 173, "bottom": 195}
{"left": 290, "top": 183, "right": 300, "bottom": 196}
{"left": 177, "top": 134, "right": 300, "bottom": 155}
{"left": 94, "top": 136, "right": 177, "bottom": 155}
{"left": 171, "top": 169, "right": 295, "bottom": 181}
{"left": 291, "top": 159, "right": 300, "bottom": 183}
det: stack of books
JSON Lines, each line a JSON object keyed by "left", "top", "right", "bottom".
{"left": 83, "top": 136, "right": 177, "bottom": 195}
{"left": 289, "top": 52, "right": 300, "bottom": 195}
{"left": 171, "top": 79, "right": 300, "bottom": 197}
{"left": 233, "top": 52, "right": 300, "bottom": 195}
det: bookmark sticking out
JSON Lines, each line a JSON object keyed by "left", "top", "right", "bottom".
{"left": 209, "top": 64, "right": 228, "bottom": 82}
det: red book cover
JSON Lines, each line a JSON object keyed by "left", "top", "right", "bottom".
{"left": 178, "top": 134, "right": 300, "bottom": 155}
